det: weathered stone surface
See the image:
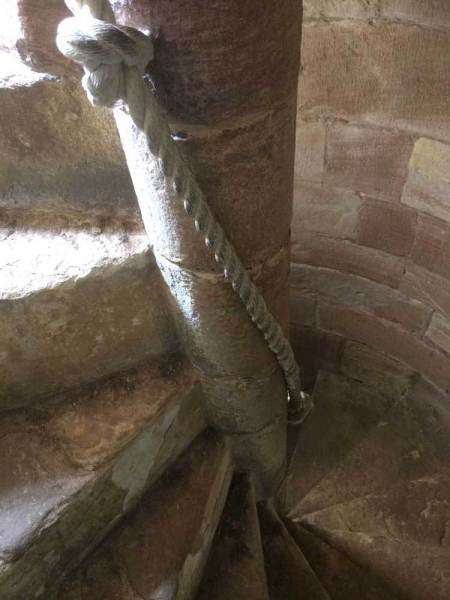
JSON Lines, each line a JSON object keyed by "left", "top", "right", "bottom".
{"left": 341, "top": 341, "right": 416, "bottom": 400}
{"left": 297, "top": 384, "right": 450, "bottom": 515}
{"left": 290, "top": 326, "right": 344, "bottom": 390}
{"left": 303, "top": 473, "right": 450, "bottom": 546}
{"left": 112, "top": 0, "right": 301, "bottom": 124}
{"left": 57, "top": 431, "right": 232, "bottom": 600}
{"left": 357, "top": 199, "right": 417, "bottom": 257}
{"left": 292, "top": 182, "right": 362, "bottom": 240}
{"left": 410, "top": 214, "right": 450, "bottom": 280}
{"left": 380, "top": 0, "right": 450, "bottom": 30}
{"left": 0, "top": 365, "right": 205, "bottom": 599}
{"left": 196, "top": 474, "right": 269, "bottom": 600}
{"left": 425, "top": 313, "right": 450, "bottom": 355}
{"left": 289, "top": 288, "right": 316, "bottom": 328}
{"left": 287, "top": 523, "right": 398, "bottom": 600}
{"left": 303, "top": 0, "right": 378, "bottom": 20}
{"left": 294, "top": 121, "right": 326, "bottom": 183}
{"left": 286, "top": 371, "right": 395, "bottom": 516}
{"left": 300, "top": 23, "right": 450, "bottom": 141}
{"left": 0, "top": 211, "right": 177, "bottom": 410}
{"left": 400, "top": 263, "right": 450, "bottom": 317}
{"left": 0, "top": 66, "right": 136, "bottom": 217}
{"left": 324, "top": 123, "right": 412, "bottom": 203}
{"left": 292, "top": 233, "right": 405, "bottom": 288}
{"left": 258, "top": 503, "right": 330, "bottom": 600}
{"left": 291, "top": 264, "right": 431, "bottom": 334}
{"left": 311, "top": 529, "right": 450, "bottom": 600}
{"left": 317, "top": 302, "right": 450, "bottom": 394}
{"left": 402, "top": 138, "right": 450, "bottom": 223}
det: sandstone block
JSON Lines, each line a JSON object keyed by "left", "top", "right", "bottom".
{"left": 290, "top": 264, "right": 430, "bottom": 334}
{"left": 291, "top": 233, "right": 405, "bottom": 288}
{"left": 357, "top": 199, "right": 417, "bottom": 257}
{"left": 402, "top": 138, "right": 450, "bottom": 224}
{"left": 300, "top": 22, "right": 450, "bottom": 141}
{"left": 289, "top": 288, "right": 316, "bottom": 328}
{"left": 294, "top": 121, "right": 326, "bottom": 183}
{"left": 292, "top": 182, "right": 362, "bottom": 240}
{"left": 317, "top": 302, "right": 450, "bottom": 394}
{"left": 410, "top": 214, "right": 450, "bottom": 280}
{"left": 380, "top": 0, "right": 450, "bottom": 30}
{"left": 400, "top": 264, "right": 450, "bottom": 317}
{"left": 324, "top": 123, "right": 412, "bottom": 203}
{"left": 425, "top": 312, "right": 450, "bottom": 356}
{"left": 303, "top": 0, "right": 378, "bottom": 20}
{"left": 341, "top": 341, "right": 416, "bottom": 401}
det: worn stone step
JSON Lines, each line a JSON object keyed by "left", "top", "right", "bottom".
{"left": 300, "top": 471, "right": 450, "bottom": 547}
{"left": 286, "top": 370, "right": 394, "bottom": 515}
{"left": 196, "top": 472, "right": 269, "bottom": 600}
{"left": 258, "top": 502, "right": 330, "bottom": 600}
{"left": 0, "top": 208, "right": 179, "bottom": 411}
{"left": 0, "top": 363, "right": 205, "bottom": 599}
{"left": 0, "top": 53, "right": 136, "bottom": 217}
{"left": 295, "top": 377, "right": 450, "bottom": 516}
{"left": 56, "top": 430, "right": 233, "bottom": 600}
{"left": 308, "top": 527, "right": 450, "bottom": 600}
{"left": 286, "top": 522, "right": 398, "bottom": 600}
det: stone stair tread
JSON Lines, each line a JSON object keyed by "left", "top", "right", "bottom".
{"left": 258, "top": 502, "right": 331, "bottom": 600}
{"left": 286, "top": 522, "right": 399, "bottom": 600}
{"left": 0, "top": 364, "right": 204, "bottom": 599}
{"left": 300, "top": 471, "right": 450, "bottom": 547}
{"left": 295, "top": 381, "right": 450, "bottom": 516}
{"left": 56, "top": 430, "right": 233, "bottom": 600}
{"left": 306, "top": 527, "right": 450, "bottom": 600}
{"left": 196, "top": 472, "right": 269, "bottom": 600}
{"left": 286, "top": 371, "right": 394, "bottom": 514}
{"left": 0, "top": 209, "right": 178, "bottom": 410}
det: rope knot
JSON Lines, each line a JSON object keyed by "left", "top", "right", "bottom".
{"left": 56, "top": 16, "right": 153, "bottom": 107}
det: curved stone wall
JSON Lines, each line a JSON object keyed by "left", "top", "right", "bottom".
{"left": 291, "top": 0, "right": 450, "bottom": 402}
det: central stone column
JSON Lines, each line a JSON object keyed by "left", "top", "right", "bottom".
{"left": 112, "top": 0, "right": 302, "bottom": 495}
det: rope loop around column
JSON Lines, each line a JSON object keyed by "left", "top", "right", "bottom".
{"left": 56, "top": 0, "right": 313, "bottom": 425}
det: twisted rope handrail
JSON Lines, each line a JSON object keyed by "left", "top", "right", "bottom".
{"left": 57, "top": 0, "right": 313, "bottom": 424}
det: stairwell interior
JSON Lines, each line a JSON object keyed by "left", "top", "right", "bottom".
{"left": 0, "top": 1, "right": 449, "bottom": 599}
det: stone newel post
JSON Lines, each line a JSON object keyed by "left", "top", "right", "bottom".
{"left": 109, "top": 0, "right": 302, "bottom": 496}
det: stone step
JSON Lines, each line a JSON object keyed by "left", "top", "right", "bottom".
{"left": 286, "top": 522, "right": 398, "bottom": 600}
{"left": 258, "top": 502, "right": 330, "bottom": 600}
{"left": 294, "top": 376, "right": 450, "bottom": 516}
{"left": 0, "top": 53, "right": 137, "bottom": 217}
{"left": 0, "top": 208, "right": 178, "bottom": 411}
{"left": 196, "top": 473, "right": 269, "bottom": 600}
{"left": 308, "top": 527, "right": 450, "bottom": 600}
{"left": 56, "top": 430, "right": 233, "bottom": 600}
{"left": 0, "top": 363, "right": 205, "bottom": 599}
{"left": 286, "top": 370, "right": 394, "bottom": 515}
{"left": 300, "top": 471, "right": 450, "bottom": 547}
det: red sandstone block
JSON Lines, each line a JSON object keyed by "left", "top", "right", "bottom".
{"left": 290, "top": 264, "right": 430, "bottom": 335}
{"left": 357, "top": 199, "right": 417, "bottom": 257}
{"left": 292, "top": 181, "right": 362, "bottom": 240}
{"left": 324, "top": 123, "right": 412, "bottom": 203}
{"left": 317, "top": 302, "right": 450, "bottom": 395}
{"left": 291, "top": 232, "right": 405, "bottom": 288}
{"left": 400, "top": 265, "right": 450, "bottom": 318}
{"left": 300, "top": 22, "right": 450, "bottom": 142}
{"left": 410, "top": 215, "right": 450, "bottom": 281}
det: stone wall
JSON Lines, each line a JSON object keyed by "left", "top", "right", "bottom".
{"left": 291, "top": 0, "right": 450, "bottom": 398}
